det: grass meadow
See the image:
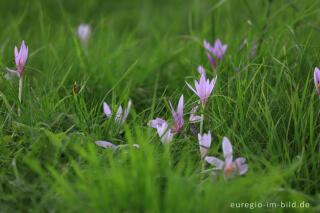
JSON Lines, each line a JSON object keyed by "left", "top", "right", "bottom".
{"left": 0, "top": 0, "right": 320, "bottom": 212}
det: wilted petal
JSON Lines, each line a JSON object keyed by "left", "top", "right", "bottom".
{"left": 205, "top": 156, "right": 224, "bottom": 170}
{"left": 95, "top": 141, "right": 117, "bottom": 149}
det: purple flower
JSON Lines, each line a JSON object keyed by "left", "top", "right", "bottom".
{"left": 169, "top": 95, "right": 184, "bottom": 133}
{"left": 156, "top": 122, "right": 174, "bottom": 145}
{"left": 205, "top": 137, "right": 248, "bottom": 179}
{"left": 77, "top": 24, "right": 92, "bottom": 44}
{"left": 149, "top": 95, "right": 184, "bottom": 134}
{"left": 148, "top": 95, "right": 184, "bottom": 144}
{"left": 204, "top": 39, "right": 227, "bottom": 69}
{"left": 186, "top": 71, "right": 217, "bottom": 107}
{"left": 198, "top": 131, "right": 211, "bottom": 158}
{"left": 314, "top": 67, "right": 320, "bottom": 97}
{"left": 103, "top": 100, "right": 132, "bottom": 124}
{"left": 6, "top": 40, "right": 28, "bottom": 78}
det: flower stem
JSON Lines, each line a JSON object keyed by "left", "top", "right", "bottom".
{"left": 200, "top": 113, "right": 204, "bottom": 135}
{"left": 18, "top": 76, "right": 23, "bottom": 116}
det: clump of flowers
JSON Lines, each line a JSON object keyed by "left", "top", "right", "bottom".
{"left": 103, "top": 100, "right": 132, "bottom": 124}
{"left": 205, "top": 137, "right": 248, "bottom": 179}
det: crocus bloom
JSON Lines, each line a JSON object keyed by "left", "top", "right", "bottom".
{"left": 95, "top": 141, "right": 139, "bottom": 149}
{"left": 204, "top": 39, "right": 227, "bottom": 69}
{"left": 314, "top": 67, "right": 320, "bottom": 97}
{"left": 76, "top": 24, "right": 92, "bottom": 44}
{"left": 149, "top": 95, "right": 184, "bottom": 133}
{"left": 198, "top": 131, "right": 211, "bottom": 158}
{"left": 186, "top": 72, "right": 217, "bottom": 107}
{"left": 6, "top": 40, "right": 28, "bottom": 78}
{"left": 169, "top": 95, "right": 184, "bottom": 133}
{"left": 205, "top": 137, "right": 248, "bottom": 179}
{"left": 156, "top": 122, "right": 174, "bottom": 145}
{"left": 103, "top": 100, "right": 132, "bottom": 124}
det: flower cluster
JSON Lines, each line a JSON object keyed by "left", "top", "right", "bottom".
{"left": 103, "top": 100, "right": 132, "bottom": 124}
{"left": 5, "top": 37, "right": 249, "bottom": 181}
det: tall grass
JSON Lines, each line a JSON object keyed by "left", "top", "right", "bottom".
{"left": 0, "top": 0, "right": 320, "bottom": 212}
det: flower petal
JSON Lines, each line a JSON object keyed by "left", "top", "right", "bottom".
{"left": 177, "top": 95, "right": 184, "bottom": 128}
{"left": 186, "top": 81, "right": 198, "bottom": 96}
{"left": 169, "top": 100, "right": 178, "bottom": 123}
{"left": 235, "top": 157, "right": 248, "bottom": 175}
{"left": 95, "top": 141, "right": 117, "bottom": 149}
{"left": 122, "top": 100, "right": 132, "bottom": 123}
{"left": 222, "top": 137, "right": 233, "bottom": 159}
{"left": 103, "top": 102, "right": 112, "bottom": 118}
{"left": 205, "top": 156, "right": 224, "bottom": 169}
{"left": 6, "top": 67, "right": 19, "bottom": 77}
{"left": 198, "top": 132, "right": 211, "bottom": 158}
{"left": 148, "top": 118, "right": 167, "bottom": 128}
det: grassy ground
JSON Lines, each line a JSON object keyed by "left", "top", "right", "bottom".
{"left": 0, "top": 0, "right": 320, "bottom": 212}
